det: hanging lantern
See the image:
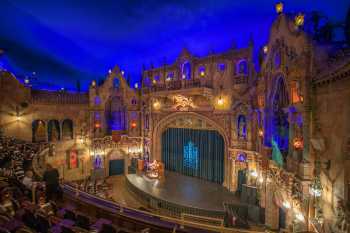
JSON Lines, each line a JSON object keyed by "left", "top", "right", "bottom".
{"left": 295, "top": 13, "right": 305, "bottom": 27}
{"left": 275, "top": 2, "right": 284, "bottom": 14}
{"left": 293, "top": 137, "right": 303, "bottom": 150}
{"left": 131, "top": 121, "right": 137, "bottom": 129}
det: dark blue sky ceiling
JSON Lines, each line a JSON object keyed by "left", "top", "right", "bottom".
{"left": 0, "top": 0, "right": 349, "bottom": 91}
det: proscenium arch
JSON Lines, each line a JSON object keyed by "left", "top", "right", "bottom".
{"left": 151, "top": 112, "right": 230, "bottom": 187}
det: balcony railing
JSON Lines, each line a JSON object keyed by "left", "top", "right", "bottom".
{"left": 142, "top": 79, "right": 212, "bottom": 93}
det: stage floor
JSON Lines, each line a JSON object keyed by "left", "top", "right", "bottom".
{"left": 126, "top": 171, "right": 239, "bottom": 212}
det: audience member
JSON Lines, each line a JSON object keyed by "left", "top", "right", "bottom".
{"left": 43, "top": 164, "right": 60, "bottom": 202}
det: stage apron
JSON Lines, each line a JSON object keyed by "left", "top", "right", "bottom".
{"left": 161, "top": 128, "right": 224, "bottom": 184}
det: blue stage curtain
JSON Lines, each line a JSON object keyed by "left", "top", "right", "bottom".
{"left": 161, "top": 128, "right": 224, "bottom": 184}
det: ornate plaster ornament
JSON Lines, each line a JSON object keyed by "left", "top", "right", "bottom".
{"left": 172, "top": 95, "right": 196, "bottom": 111}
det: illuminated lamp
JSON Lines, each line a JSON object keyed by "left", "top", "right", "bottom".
{"left": 152, "top": 79, "right": 157, "bottom": 84}
{"left": 309, "top": 176, "right": 323, "bottom": 197}
{"left": 16, "top": 116, "right": 21, "bottom": 121}
{"left": 121, "top": 70, "right": 125, "bottom": 75}
{"left": 283, "top": 200, "right": 291, "bottom": 209}
{"left": 293, "top": 137, "right": 303, "bottom": 150}
{"left": 153, "top": 101, "right": 160, "bottom": 110}
{"left": 61, "top": 87, "right": 65, "bottom": 91}
{"left": 295, "top": 13, "right": 305, "bottom": 27}
{"left": 258, "top": 176, "right": 264, "bottom": 183}
{"left": 217, "top": 96, "right": 224, "bottom": 106}
{"left": 275, "top": 2, "right": 283, "bottom": 14}
{"left": 182, "top": 74, "right": 186, "bottom": 80}
{"left": 95, "top": 123, "right": 101, "bottom": 128}
{"left": 108, "top": 69, "right": 112, "bottom": 74}
{"left": 263, "top": 46, "right": 268, "bottom": 54}
{"left": 134, "top": 83, "right": 138, "bottom": 89}
{"left": 295, "top": 212, "right": 305, "bottom": 222}
{"left": 131, "top": 121, "right": 137, "bottom": 128}
{"left": 24, "top": 77, "right": 29, "bottom": 84}
{"left": 166, "top": 76, "right": 171, "bottom": 82}
{"left": 258, "top": 129, "right": 264, "bottom": 137}
{"left": 200, "top": 70, "right": 205, "bottom": 77}
{"left": 91, "top": 80, "right": 96, "bottom": 87}
{"left": 250, "top": 170, "right": 258, "bottom": 177}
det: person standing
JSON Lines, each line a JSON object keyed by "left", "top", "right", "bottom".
{"left": 43, "top": 164, "right": 60, "bottom": 202}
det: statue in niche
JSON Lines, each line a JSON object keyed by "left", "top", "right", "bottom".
{"left": 237, "top": 115, "right": 247, "bottom": 140}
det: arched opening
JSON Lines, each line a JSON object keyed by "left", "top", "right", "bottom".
{"left": 237, "top": 115, "right": 247, "bottom": 140}
{"left": 162, "top": 128, "right": 224, "bottom": 184}
{"left": 266, "top": 77, "right": 289, "bottom": 158}
{"left": 236, "top": 60, "right": 248, "bottom": 75}
{"left": 32, "top": 120, "right": 46, "bottom": 142}
{"left": 48, "top": 120, "right": 60, "bottom": 142}
{"left": 62, "top": 119, "right": 73, "bottom": 140}
{"left": 182, "top": 61, "right": 191, "bottom": 80}
{"left": 105, "top": 96, "right": 127, "bottom": 134}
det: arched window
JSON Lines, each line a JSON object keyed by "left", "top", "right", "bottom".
{"left": 217, "top": 63, "right": 226, "bottom": 72}
{"left": 131, "top": 98, "right": 137, "bottom": 105}
{"left": 106, "top": 96, "right": 126, "bottom": 133}
{"left": 114, "top": 78, "right": 120, "bottom": 89}
{"left": 274, "top": 52, "right": 281, "bottom": 69}
{"left": 94, "top": 96, "right": 101, "bottom": 105}
{"left": 182, "top": 61, "right": 191, "bottom": 80}
{"left": 48, "top": 120, "right": 60, "bottom": 142}
{"left": 237, "top": 60, "right": 248, "bottom": 75}
{"left": 198, "top": 66, "right": 206, "bottom": 77}
{"left": 32, "top": 120, "right": 46, "bottom": 142}
{"left": 62, "top": 119, "right": 73, "bottom": 140}
{"left": 143, "top": 77, "right": 151, "bottom": 87}
{"left": 237, "top": 115, "right": 247, "bottom": 139}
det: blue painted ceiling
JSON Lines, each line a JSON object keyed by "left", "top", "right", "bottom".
{"left": 0, "top": 0, "right": 348, "bottom": 91}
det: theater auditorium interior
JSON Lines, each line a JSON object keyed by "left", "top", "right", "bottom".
{"left": 0, "top": 1, "right": 349, "bottom": 233}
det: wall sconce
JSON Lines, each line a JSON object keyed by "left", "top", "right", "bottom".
{"left": 131, "top": 121, "right": 137, "bottom": 129}
{"left": 295, "top": 212, "right": 305, "bottom": 222}
{"left": 294, "top": 13, "right": 305, "bottom": 27}
{"left": 217, "top": 96, "right": 224, "bottom": 106}
{"left": 283, "top": 200, "right": 291, "bottom": 209}
{"left": 263, "top": 46, "right": 268, "bottom": 54}
{"left": 250, "top": 170, "right": 258, "bottom": 178}
{"left": 94, "top": 122, "right": 101, "bottom": 129}
{"left": 152, "top": 79, "right": 157, "bottom": 84}
{"left": 258, "top": 129, "right": 264, "bottom": 137}
{"left": 134, "top": 83, "right": 139, "bottom": 89}
{"left": 293, "top": 137, "right": 303, "bottom": 150}
{"left": 153, "top": 100, "right": 161, "bottom": 110}
{"left": 200, "top": 70, "right": 205, "bottom": 77}
{"left": 275, "top": 2, "right": 284, "bottom": 14}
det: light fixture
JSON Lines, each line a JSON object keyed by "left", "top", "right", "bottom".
{"left": 61, "top": 87, "right": 65, "bottom": 91}
{"left": 108, "top": 69, "right": 112, "bottom": 74}
{"left": 16, "top": 116, "right": 21, "bottom": 121}
{"left": 200, "top": 70, "right": 205, "bottom": 77}
{"left": 95, "top": 122, "right": 101, "bottom": 128}
{"left": 293, "top": 137, "right": 303, "bottom": 150}
{"left": 91, "top": 80, "right": 96, "bottom": 87}
{"left": 258, "top": 176, "right": 264, "bottom": 183}
{"left": 131, "top": 121, "right": 137, "bottom": 128}
{"left": 282, "top": 201, "right": 291, "bottom": 209}
{"left": 309, "top": 176, "right": 323, "bottom": 197}
{"left": 121, "top": 70, "right": 125, "bottom": 75}
{"left": 134, "top": 83, "right": 139, "bottom": 89}
{"left": 24, "top": 77, "right": 29, "bottom": 84}
{"left": 258, "top": 129, "right": 264, "bottom": 137}
{"left": 275, "top": 2, "right": 284, "bottom": 14}
{"left": 263, "top": 46, "right": 268, "bottom": 54}
{"left": 166, "top": 76, "right": 171, "bottom": 82}
{"left": 295, "top": 13, "right": 305, "bottom": 27}
{"left": 295, "top": 212, "right": 305, "bottom": 222}
{"left": 251, "top": 170, "right": 258, "bottom": 178}
{"left": 182, "top": 74, "right": 186, "bottom": 80}
{"left": 152, "top": 79, "right": 157, "bottom": 84}
{"left": 217, "top": 96, "right": 224, "bottom": 106}
{"left": 153, "top": 101, "right": 160, "bottom": 110}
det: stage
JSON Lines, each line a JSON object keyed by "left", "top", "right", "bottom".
{"left": 126, "top": 171, "right": 240, "bottom": 218}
